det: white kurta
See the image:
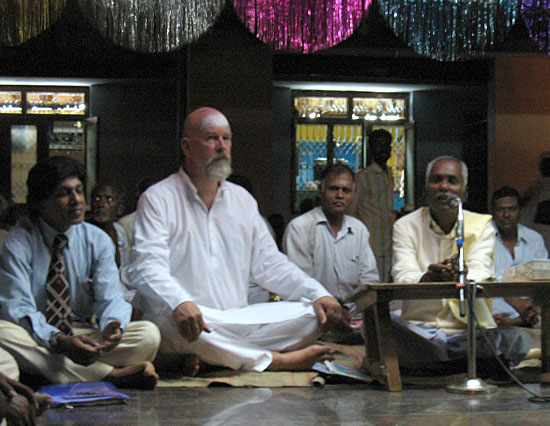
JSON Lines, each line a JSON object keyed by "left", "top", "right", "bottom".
{"left": 128, "top": 169, "right": 331, "bottom": 371}
{"left": 390, "top": 208, "right": 531, "bottom": 366}
{"left": 392, "top": 207, "right": 496, "bottom": 333}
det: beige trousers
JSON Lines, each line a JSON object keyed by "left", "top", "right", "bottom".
{"left": 0, "top": 347, "right": 19, "bottom": 381}
{"left": 0, "top": 320, "right": 160, "bottom": 384}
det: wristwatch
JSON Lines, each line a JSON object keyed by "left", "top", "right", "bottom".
{"left": 49, "top": 332, "right": 62, "bottom": 352}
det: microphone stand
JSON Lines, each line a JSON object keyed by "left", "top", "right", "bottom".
{"left": 447, "top": 196, "right": 496, "bottom": 395}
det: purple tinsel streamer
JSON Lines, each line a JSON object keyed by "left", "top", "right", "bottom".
{"left": 233, "top": 0, "right": 372, "bottom": 53}
{"left": 522, "top": 0, "right": 550, "bottom": 54}
{"left": 379, "top": 0, "right": 519, "bottom": 61}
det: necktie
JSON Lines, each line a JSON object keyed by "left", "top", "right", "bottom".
{"left": 45, "top": 234, "right": 73, "bottom": 335}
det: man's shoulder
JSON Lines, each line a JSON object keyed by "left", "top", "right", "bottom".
{"left": 118, "top": 212, "right": 135, "bottom": 226}
{"left": 394, "top": 208, "right": 424, "bottom": 225}
{"left": 223, "top": 181, "right": 256, "bottom": 200}
{"left": 74, "top": 222, "right": 115, "bottom": 248}
{"left": 2, "top": 221, "right": 35, "bottom": 248}
{"left": 464, "top": 211, "right": 493, "bottom": 232}
{"left": 143, "top": 172, "right": 181, "bottom": 196}
{"left": 518, "top": 223, "right": 546, "bottom": 242}
{"left": 286, "top": 208, "right": 318, "bottom": 232}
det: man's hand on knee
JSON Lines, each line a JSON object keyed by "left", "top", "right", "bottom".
{"left": 313, "top": 296, "right": 351, "bottom": 333}
{"left": 173, "top": 301, "right": 211, "bottom": 342}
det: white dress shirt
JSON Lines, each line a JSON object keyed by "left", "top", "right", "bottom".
{"left": 492, "top": 222, "right": 548, "bottom": 318}
{"left": 493, "top": 223, "right": 548, "bottom": 279}
{"left": 283, "top": 206, "right": 379, "bottom": 305}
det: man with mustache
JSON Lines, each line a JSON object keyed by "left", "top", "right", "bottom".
{"left": 491, "top": 186, "right": 548, "bottom": 327}
{"left": 283, "top": 164, "right": 379, "bottom": 342}
{"left": 0, "top": 156, "right": 161, "bottom": 390}
{"left": 129, "top": 107, "right": 349, "bottom": 372}
{"left": 391, "top": 156, "right": 531, "bottom": 373}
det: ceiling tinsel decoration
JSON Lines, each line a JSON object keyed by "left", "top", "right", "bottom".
{"left": 77, "top": 0, "right": 225, "bottom": 53}
{"left": 379, "top": 0, "right": 519, "bottom": 61}
{"left": 521, "top": 0, "right": 550, "bottom": 54}
{"left": 0, "top": 0, "right": 67, "bottom": 46}
{"left": 232, "top": 0, "right": 372, "bottom": 53}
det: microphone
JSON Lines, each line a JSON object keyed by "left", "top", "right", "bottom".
{"left": 453, "top": 195, "right": 466, "bottom": 317}
{"left": 436, "top": 193, "right": 460, "bottom": 208}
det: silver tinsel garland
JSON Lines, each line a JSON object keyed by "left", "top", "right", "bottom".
{"left": 77, "top": 0, "right": 226, "bottom": 53}
{"left": 379, "top": 0, "right": 519, "bottom": 61}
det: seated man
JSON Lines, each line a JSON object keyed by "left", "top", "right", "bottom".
{"left": 89, "top": 182, "right": 128, "bottom": 269}
{"left": 128, "top": 107, "right": 349, "bottom": 372}
{"left": 491, "top": 186, "right": 548, "bottom": 327}
{"left": 117, "top": 177, "right": 158, "bottom": 250}
{"left": 392, "top": 156, "right": 531, "bottom": 370}
{"left": 0, "top": 156, "right": 160, "bottom": 389}
{"left": 88, "top": 182, "right": 135, "bottom": 304}
{"left": 283, "top": 164, "right": 379, "bottom": 340}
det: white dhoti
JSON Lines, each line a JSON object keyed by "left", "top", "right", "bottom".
{"left": 153, "top": 302, "right": 321, "bottom": 371}
{"left": 0, "top": 320, "right": 160, "bottom": 383}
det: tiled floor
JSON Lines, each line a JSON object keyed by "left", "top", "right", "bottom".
{"left": 36, "top": 383, "right": 550, "bottom": 425}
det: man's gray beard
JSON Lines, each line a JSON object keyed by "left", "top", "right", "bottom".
{"left": 206, "top": 154, "right": 232, "bottom": 182}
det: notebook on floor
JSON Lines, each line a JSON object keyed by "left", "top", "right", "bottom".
{"left": 40, "top": 381, "right": 130, "bottom": 408}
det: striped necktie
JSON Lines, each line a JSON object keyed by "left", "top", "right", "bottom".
{"left": 45, "top": 234, "right": 73, "bottom": 335}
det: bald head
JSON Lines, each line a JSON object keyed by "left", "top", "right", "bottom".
{"left": 183, "top": 107, "right": 230, "bottom": 139}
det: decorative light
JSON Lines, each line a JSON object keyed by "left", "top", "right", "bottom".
{"left": 521, "top": 0, "right": 550, "bottom": 54}
{"left": 78, "top": 0, "right": 225, "bottom": 53}
{"left": 379, "top": 0, "right": 520, "bottom": 61}
{"left": 0, "top": 0, "right": 67, "bottom": 46}
{"left": 232, "top": 0, "right": 372, "bottom": 53}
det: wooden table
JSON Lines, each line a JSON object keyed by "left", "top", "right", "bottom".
{"left": 354, "top": 281, "right": 550, "bottom": 391}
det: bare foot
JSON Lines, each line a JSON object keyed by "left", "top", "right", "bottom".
{"left": 154, "top": 354, "right": 201, "bottom": 378}
{"left": 266, "top": 345, "right": 336, "bottom": 371}
{"left": 35, "top": 392, "right": 52, "bottom": 416}
{"left": 104, "top": 361, "right": 159, "bottom": 390}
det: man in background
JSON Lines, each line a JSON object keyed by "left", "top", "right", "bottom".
{"left": 349, "top": 129, "right": 394, "bottom": 282}
{"left": 89, "top": 182, "right": 127, "bottom": 268}
{"left": 491, "top": 186, "right": 548, "bottom": 327}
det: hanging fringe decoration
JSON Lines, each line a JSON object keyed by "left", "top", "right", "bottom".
{"left": 77, "top": 0, "right": 225, "bottom": 53}
{"left": 379, "top": 0, "right": 519, "bottom": 61}
{"left": 521, "top": 0, "right": 550, "bottom": 54}
{"left": 232, "top": 0, "right": 372, "bottom": 53}
{"left": 0, "top": 0, "right": 68, "bottom": 46}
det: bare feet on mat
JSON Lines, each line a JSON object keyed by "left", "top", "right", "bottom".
{"left": 267, "top": 345, "right": 336, "bottom": 371}
{"left": 154, "top": 354, "right": 201, "bottom": 378}
{"left": 105, "top": 361, "right": 159, "bottom": 390}
{"left": 35, "top": 392, "right": 52, "bottom": 416}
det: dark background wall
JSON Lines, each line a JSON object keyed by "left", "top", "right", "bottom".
{"left": 413, "top": 87, "right": 488, "bottom": 213}
{"left": 90, "top": 80, "right": 182, "bottom": 212}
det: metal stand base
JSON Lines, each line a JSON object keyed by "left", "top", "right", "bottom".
{"left": 447, "top": 378, "right": 497, "bottom": 395}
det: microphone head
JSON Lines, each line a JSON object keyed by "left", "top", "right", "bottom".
{"left": 436, "top": 193, "right": 460, "bottom": 208}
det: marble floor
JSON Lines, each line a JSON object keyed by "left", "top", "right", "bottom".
{"left": 36, "top": 382, "right": 550, "bottom": 425}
